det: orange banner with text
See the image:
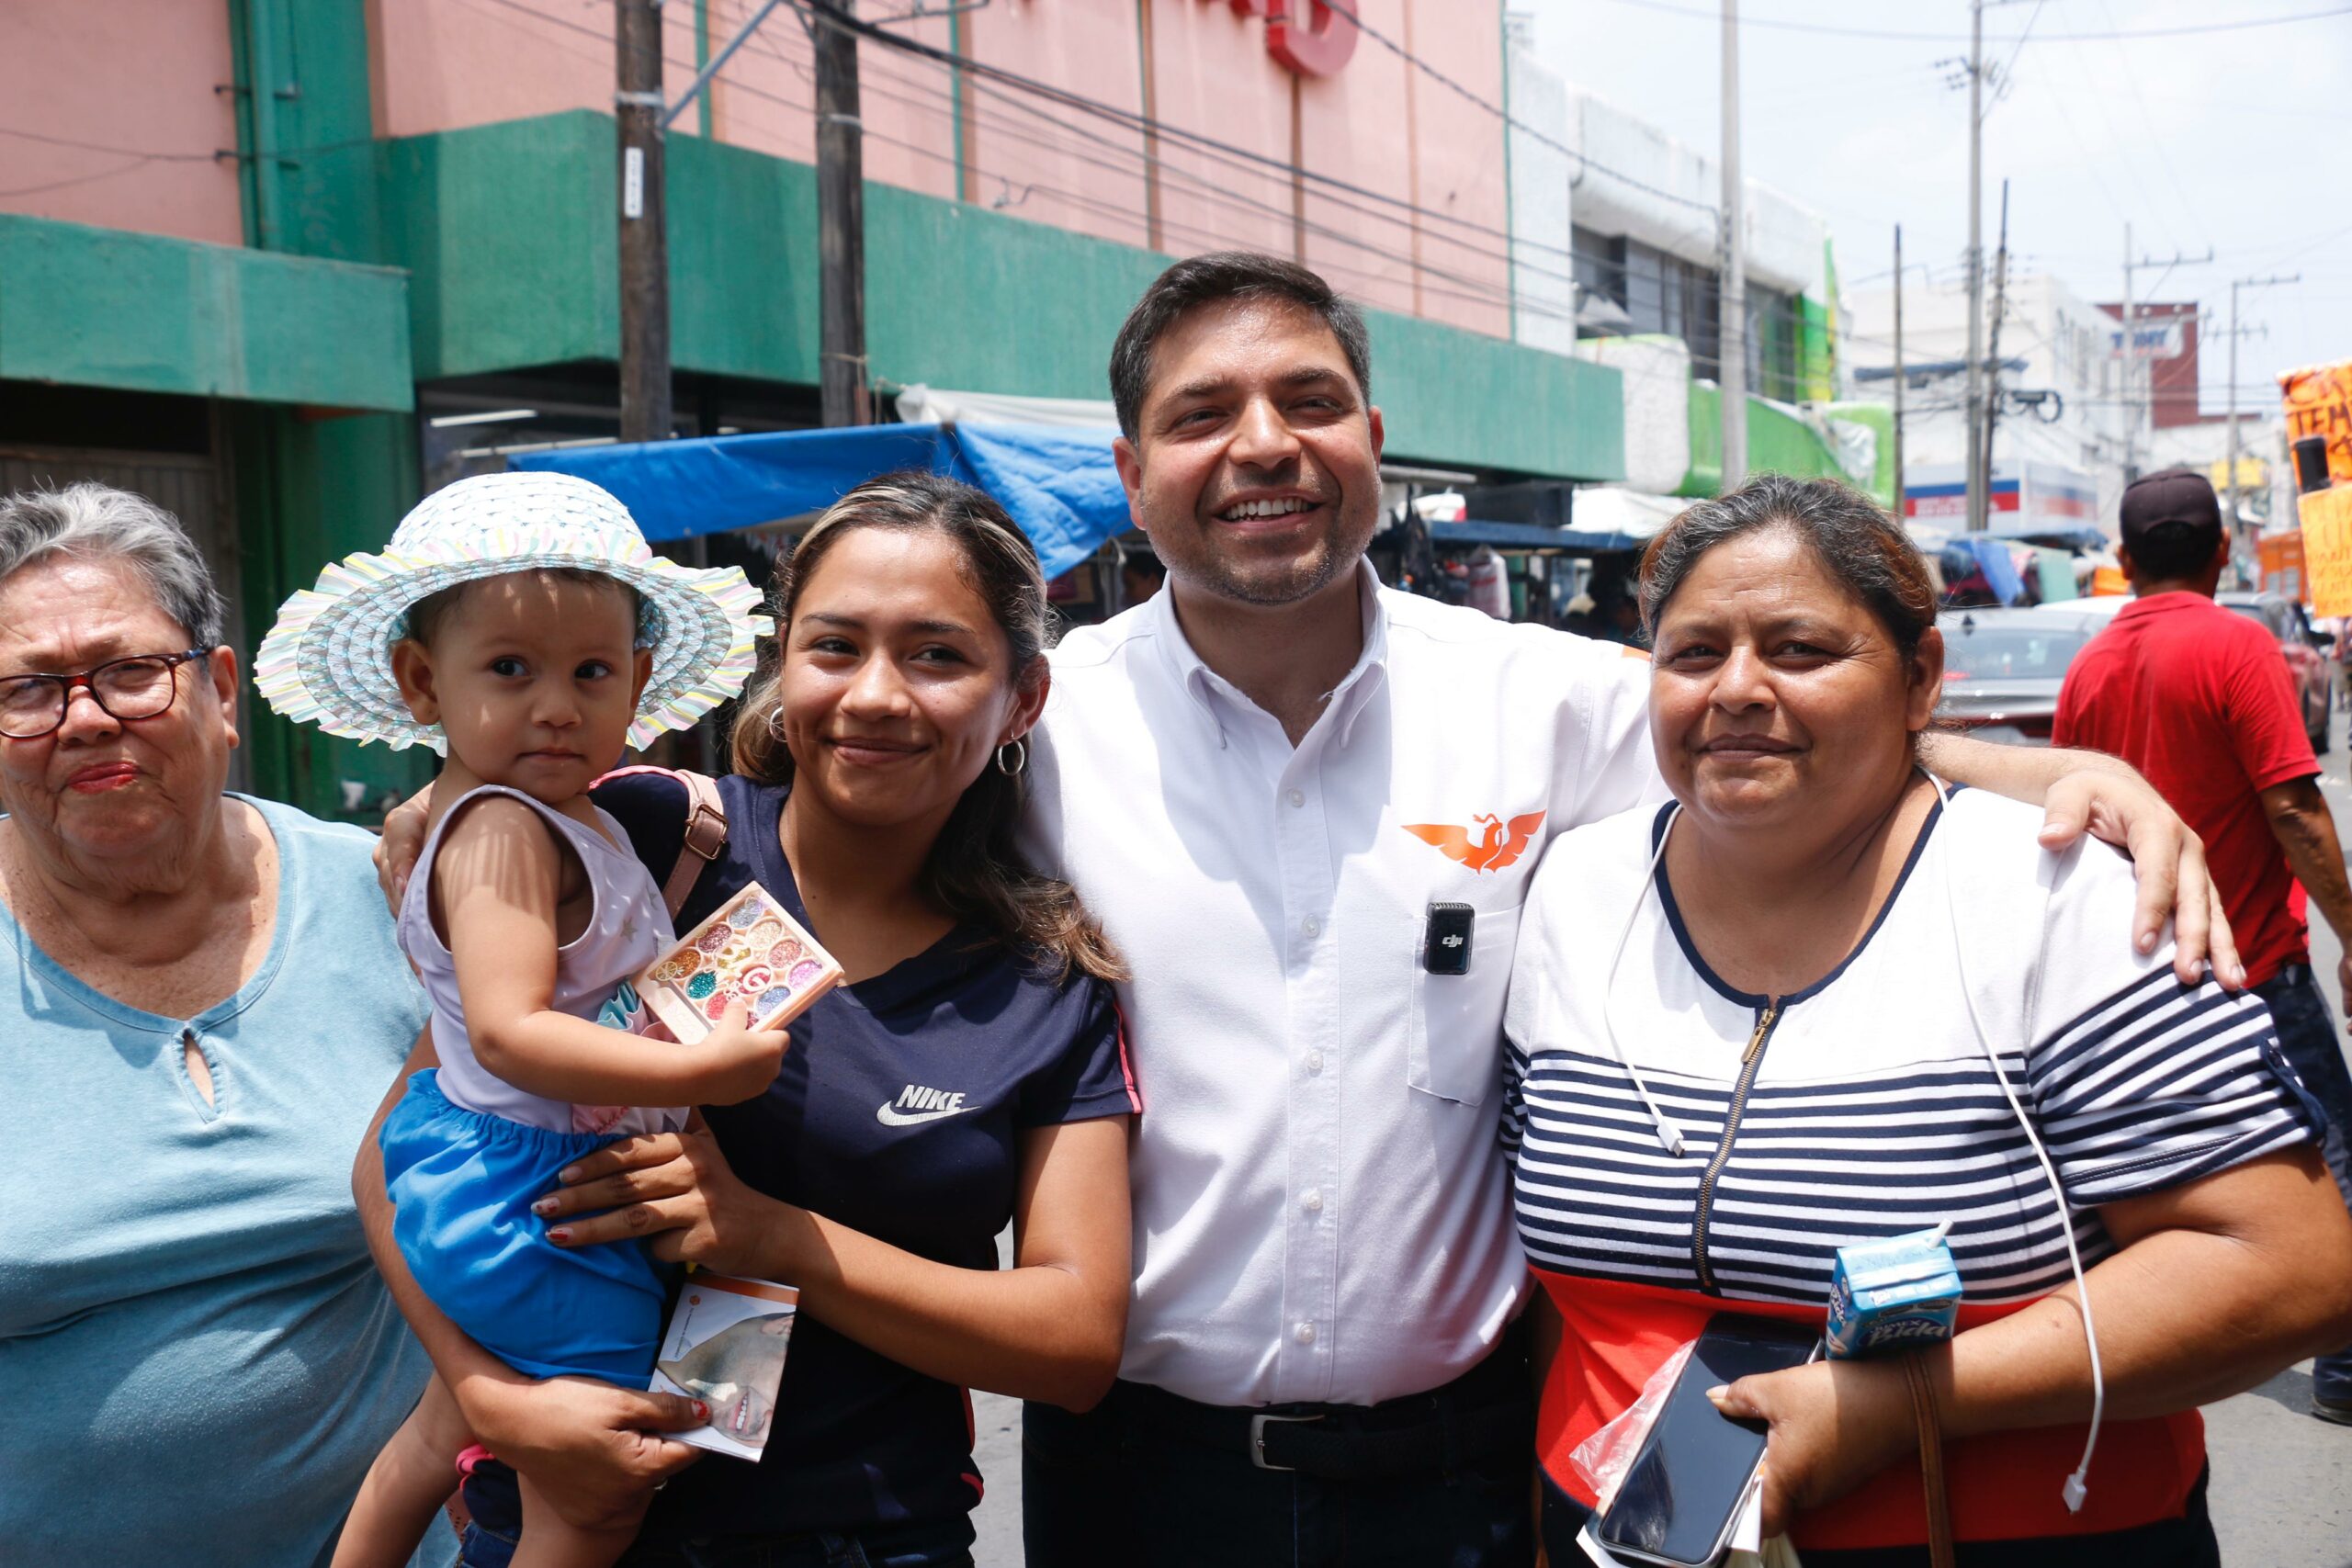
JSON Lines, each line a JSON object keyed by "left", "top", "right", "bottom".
{"left": 2299, "top": 487, "right": 2352, "bottom": 618}
{"left": 2282, "top": 360, "right": 2352, "bottom": 487}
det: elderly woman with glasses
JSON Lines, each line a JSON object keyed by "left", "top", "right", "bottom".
{"left": 0, "top": 482, "right": 493, "bottom": 1567}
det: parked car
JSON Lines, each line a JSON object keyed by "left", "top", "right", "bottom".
{"left": 1937, "top": 606, "right": 2109, "bottom": 744}
{"left": 2217, "top": 592, "right": 2336, "bottom": 753}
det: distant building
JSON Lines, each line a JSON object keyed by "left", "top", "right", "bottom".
{"left": 1504, "top": 41, "right": 1882, "bottom": 503}
{"left": 1846, "top": 271, "right": 2153, "bottom": 536}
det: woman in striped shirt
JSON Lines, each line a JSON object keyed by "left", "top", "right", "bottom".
{"left": 1503, "top": 476, "right": 2352, "bottom": 1566}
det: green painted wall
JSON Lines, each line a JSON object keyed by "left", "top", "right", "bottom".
{"left": 864, "top": 183, "right": 1167, "bottom": 400}
{"left": 1679, "top": 381, "right": 1720, "bottom": 495}
{"left": 673, "top": 134, "right": 820, "bottom": 382}
{"left": 1826, "top": 400, "right": 1895, "bottom": 505}
{"left": 229, "top": 0, "right": 433, "bottom": 820}
{"left": 0, "top": 214, "right": 412, "bottom": 411}
{"left": 1800, "top": 295, "right": 1833, "bottom": 404}
{"left": 382, "top": 112, "right": 820, "bottom": 385}
{"left": 378, "top": 111, "right": 1626, "bottom": 480}
{"left": 1679, "top": 381, "right": 1847, "bottom": 497}
{"left": 379, "top": 113, "right": 620, "bottom": 378}
{"left": 1803, "top": 239, "right": 1838, "bottom": 403}
{"left": 1363, "top": 308, "right": 1623, "bottom": 480}
{"left": 228, "top": 405, "right": 424, "bottom": 817}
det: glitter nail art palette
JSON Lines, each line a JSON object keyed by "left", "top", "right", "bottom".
{"left": 635, "top": 883, "right": 843, "bottom": 1043}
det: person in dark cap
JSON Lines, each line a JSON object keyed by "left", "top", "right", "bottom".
{"left": 2055, "top": 466, "right": 2352, "bottom": 1424}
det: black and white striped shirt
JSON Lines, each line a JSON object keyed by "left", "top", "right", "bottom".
{"left": 1503, "top": 788, "right": 2314, "bottom": 1307}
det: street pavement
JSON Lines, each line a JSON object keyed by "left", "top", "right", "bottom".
{"left": 2204, "top": 705, "right": 2352, "bottom": 1567}
{"left": 961, "top": 716, "right": 2352, "bottom": 1566}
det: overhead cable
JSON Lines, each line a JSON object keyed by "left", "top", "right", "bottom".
{"left": 1583, "top": 0, "right": 2352, "bottom": 43}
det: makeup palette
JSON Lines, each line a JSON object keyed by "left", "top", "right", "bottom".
{"left": 635, "top": 883, "right": 843, "bottom": 1043}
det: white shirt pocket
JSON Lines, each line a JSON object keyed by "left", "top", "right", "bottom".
{"left": 1407, "top": 900, "right": 1523, "bottom": 1106}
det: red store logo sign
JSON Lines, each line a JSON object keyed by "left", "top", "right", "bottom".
{"left": 1209, "top": 0, "right": 1361, "bottom": 78}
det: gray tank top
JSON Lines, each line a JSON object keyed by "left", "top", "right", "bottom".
{"left": 398, "top": 784, "right": 682, "bottom": 1136}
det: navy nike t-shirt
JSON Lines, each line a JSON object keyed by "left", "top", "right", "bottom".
{"left": 513, "top": 768, "right": 1135, "bottom": 1540}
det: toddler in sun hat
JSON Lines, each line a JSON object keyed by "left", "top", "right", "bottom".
{"left": 256, "top": 471, "right": 784, "bottom": 1568}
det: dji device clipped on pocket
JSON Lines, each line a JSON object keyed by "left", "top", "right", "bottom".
{"left": 1593, "top": 1313, "right": 1822, "bottom": 1568}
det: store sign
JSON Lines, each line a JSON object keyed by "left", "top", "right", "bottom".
{"left": 2104, "top": 318, "right": 2185, "bottom": 360}
{"left": 1214, "top": 0, "right": 1361, "bottom": 77}
{"left": 2282, "top": 358, "right": 2352, "bottom": 487}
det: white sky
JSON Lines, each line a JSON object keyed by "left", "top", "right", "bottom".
{"left": 1522, "top": 0, "right": 2352, "bottom": 423}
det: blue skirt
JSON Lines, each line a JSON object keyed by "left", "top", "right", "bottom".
{"left": 381, "top": 1069, "right": 673, "bottom": 1382}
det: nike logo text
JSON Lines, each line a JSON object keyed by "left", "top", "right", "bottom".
{"left": 876, "top": 1084, "right": 978, "bottom": 1127}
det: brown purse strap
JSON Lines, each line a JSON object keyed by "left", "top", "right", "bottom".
{"left": 663, "top": 770, "right": 728, "bottom": 919}
{"left": 1902, "top": 1351, "right": 1957, "bottom": 1568}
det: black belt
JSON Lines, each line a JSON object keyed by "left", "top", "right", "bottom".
{"left": 1115, "top": 1319, "right": 1533, "bottom": 1483}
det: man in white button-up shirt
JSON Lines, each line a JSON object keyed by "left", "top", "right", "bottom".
{"left": 1010, "top": 254, "right": 2232, "bottom": 1568}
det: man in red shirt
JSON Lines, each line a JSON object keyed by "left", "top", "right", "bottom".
{"left": 2055, "top": 467, "right": 2352, "bottom": 1421}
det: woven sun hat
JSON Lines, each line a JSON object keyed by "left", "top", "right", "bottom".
{"left": 254, "top": 470, "right": 772, "bottom": 754}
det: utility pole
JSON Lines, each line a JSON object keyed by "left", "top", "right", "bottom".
{"left": 1892, "top": 223, "right": 1905, "bottom": 515}
{"left": 2118, "top": 229, "right": 2215, "bottom": 482}
{"left": 1962, "top": 0, "right": 1985, "bottom": 532}
{"left": 2120, "top": 223, "right": 2135, "bottom": 482}
{"left": 1981, "top": 179, "right": 2010, "bottom": 515}
{"left": 811, "top": 1, "right": 869, "bottom": 426}
{"left": 1719, "top": 0, "right": 1746, "bottom": 489}
{"left": 2227, "top": 272, "right": 2299, "bottom": 528}
{"left": 616, "top": 0, "right": 671, "bottom": 444}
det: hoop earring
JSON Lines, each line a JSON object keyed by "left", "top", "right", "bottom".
{"left": 995, "top": 739, "right": 1028, "bottom": 777}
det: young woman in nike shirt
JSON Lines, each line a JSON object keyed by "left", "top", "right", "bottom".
{"left": 361, "top": 474, "right": 1136, "bottom": 1567}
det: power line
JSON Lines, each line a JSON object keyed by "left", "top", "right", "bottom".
{"left": 2089, "top": 0, "right": 2212, "bottom": 254}
{"left": 494, "top": 0, "right": 1624, "bottom": 353}
{"left": 459, "top": 0, "right": 1609, "bottom": 350}
{"left": 786, "top": 0, "right": 1728, "bottom": 243}
{"left": 0, "top": 126, "right": 215, "bottom": 163}
{"left": 729, "top": 0, "right": 1580, "bottom": 290}
{"left": 1581, "top": 0, "right": 2352, "bottom": 43}
{"left": 2052, "top": 23, "right": 2181, "bottom": 250}
{"left": 704, "top": 0, "right": 1582, "bottom": 314}
{"left": 1341, "top": 7, "right": 1719, "bottom": 220}
{"left": 0, "top": 158, "right": 166, "bottom": 198}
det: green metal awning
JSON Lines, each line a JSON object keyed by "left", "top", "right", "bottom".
{"left": 0, "top": 214, "right": 413, "bottom": 412}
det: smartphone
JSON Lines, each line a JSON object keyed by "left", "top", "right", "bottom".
{"left": 1593, "top": 1313, "right": 1822, "bottom": 1568}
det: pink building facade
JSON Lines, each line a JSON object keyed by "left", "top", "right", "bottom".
{"left": 0, "top": 0, "right": 1622, "bottom": 819}
{"left": 2, "top": 3, "right": 1515, "bottom": 340}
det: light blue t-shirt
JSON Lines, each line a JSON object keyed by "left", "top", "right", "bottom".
{"left": 0, "top": 795, "right": 445, "bottom": 1568}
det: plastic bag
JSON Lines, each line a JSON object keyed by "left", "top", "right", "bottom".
{"left": 1566, "top": 1339, "right": 1803, "bottom": 1568}
{"left": 1570, "top": 1340, "right": 1696, "bottom": 1505}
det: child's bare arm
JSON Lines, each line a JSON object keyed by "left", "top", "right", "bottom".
{"left": 439, "top": 796, "right": 786, "bottom": 1107}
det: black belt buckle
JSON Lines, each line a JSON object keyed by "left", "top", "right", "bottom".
{"left": 1250, "top": 1411, "right": 1323, "bottom": 1472}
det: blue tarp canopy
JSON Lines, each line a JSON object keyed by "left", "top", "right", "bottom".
{"left": 1940, "top": 536, "right": 2028, "bottom": 604}
{"left": 513, "top": 422, "right": 1130, "bottom": 581}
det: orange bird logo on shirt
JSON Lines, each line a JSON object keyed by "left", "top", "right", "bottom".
{"left": 1403, "top": 811, "right": 1546, "bottom": 873}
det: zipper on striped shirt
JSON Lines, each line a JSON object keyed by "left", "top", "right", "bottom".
{"left": 1691, "top": 997, "right": 1781, "bottom": 1294}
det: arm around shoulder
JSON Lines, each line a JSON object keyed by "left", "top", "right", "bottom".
{"left": 1920, "top": 729, "right": 2238, "bottom": 987}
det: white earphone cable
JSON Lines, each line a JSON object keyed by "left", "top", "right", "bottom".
{"left": 1930, "top": 774, "right": 2104, "bottom": 1513}
{"left": 1600, "top": 779, "right": 2104, "bottom": 1510}
{"left": 1600, "top": 803, "right": 1691, "bottom": 1157}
